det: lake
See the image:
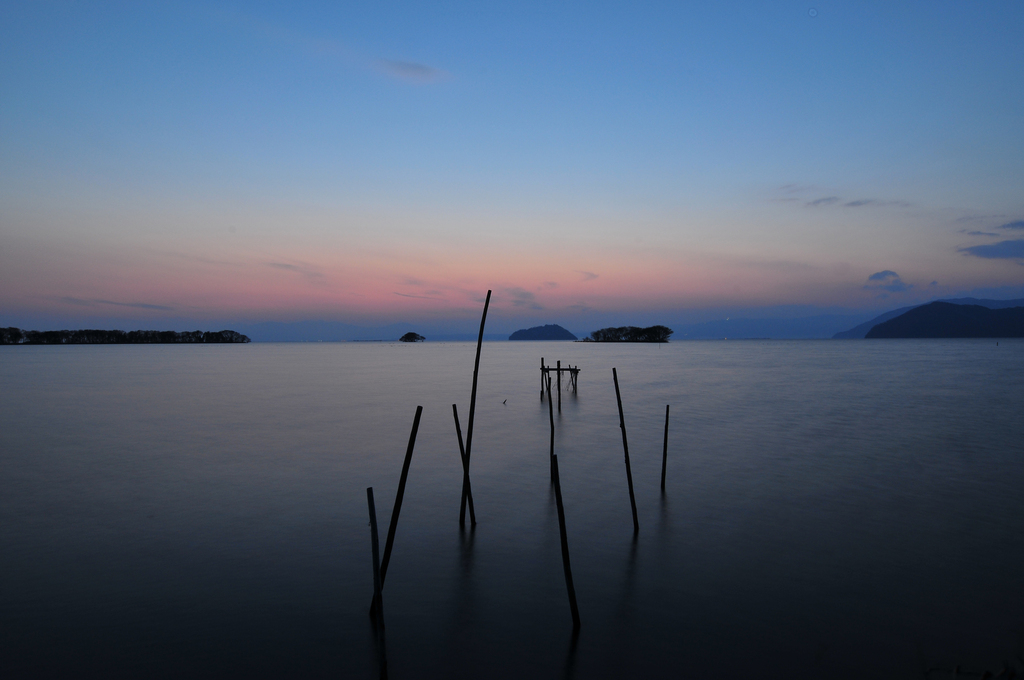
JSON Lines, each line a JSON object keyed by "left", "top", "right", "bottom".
{"left": 1, "top": 340, "right": 1022, "bottom": 678}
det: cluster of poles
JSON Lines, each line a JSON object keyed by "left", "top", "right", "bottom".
{"left": 364, "top": 290, "right": 673, "bottom": 676}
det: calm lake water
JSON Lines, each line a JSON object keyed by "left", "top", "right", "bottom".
{"left": 2, "top": 340, "right": 1022, "bottom": 678}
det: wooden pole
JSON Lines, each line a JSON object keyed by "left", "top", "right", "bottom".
{"left": 612, "top": 368, "right": 640, "bottom": 533}
{"left": 661, "top": 404, "right": 670, "bottom": 492}
{"left": 366, "top": 488, "right": 388, "bottom": 677}
{"left": 452, "top": 404, "right": 476, "bottom": 526}
{"left": 547, "top": 376, "right": 555, "bottom": 482}
{"left": 540, "top": 357, "right": 545, "bottom": 398}
{"left": 557, "top": 360, "right": 562, "bottom": 412}
{"left": 460, "top": 290, "right": 491, "bottom": 524}
{"left": 367, "top": 487, "right": 385, "bottom": 622}
{"left": 551, "top": 455, "right": 581, "bottom": 630}
{"left": 379, "top": 405, "right": 422, "bottom": 584}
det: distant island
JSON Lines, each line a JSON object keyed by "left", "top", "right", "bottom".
{"left": 508, "top": 324, "right": 577, "bottom": 341}
{"left": 0, "top": 328, "right": 250, "bottom": 345}
{"left": 399, "top": 332, "right": 425, "bottom": 342}
{"left": 580, "top": 325, "right": 673, "bottom": 343}
{"left": 865, "top": 302, "right": 1024, "bottom": 338}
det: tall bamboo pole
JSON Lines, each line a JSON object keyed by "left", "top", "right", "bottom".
{"left": 452, "top": 404, "right": 476, "bottom": 526}
{"left": 460, "top": 290, "right": 491, "bottom": 524}
{"left": 612, "top": 368, "right": 640, "bottom": 533}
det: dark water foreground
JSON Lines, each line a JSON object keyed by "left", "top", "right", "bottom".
{"left": 1, "top": 340, "right": 1022, "bottom": 679}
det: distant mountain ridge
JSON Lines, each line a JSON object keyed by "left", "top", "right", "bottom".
{"left": 865, "top": 302, "right": 1024, "bottom": 338}
{"left": 509, "top": 324, "right": 577, "bottom": 340}
{"left": 833, "top": 298, "right": 1024, "bottom": 338}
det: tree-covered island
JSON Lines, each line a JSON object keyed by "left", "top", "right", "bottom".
{"left": 1, "top": 328, "right": 250, "bottom": 344}
{"left": 581, "top": 325, "right": 673, "bottom": 342}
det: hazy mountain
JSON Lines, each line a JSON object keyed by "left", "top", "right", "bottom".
{"left": 669, "top": 314, "right": 868, "bottom": 340}
{"left": 833, "top": 298, "right": 1024, "bottom": 338}
{"left": 866, "top": 302, "right": 1024, "bottom": 338}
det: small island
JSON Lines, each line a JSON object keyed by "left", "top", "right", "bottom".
{"left": 399, "top": 332, "right": 425, "bottom": 342}
{"left": 508, "top": 324, "right": 577, "bottom": 341}
{"left": 0, "top": 328, "right": 250, "bottom": 344}
{"left": 580, "top": 325, "right": 673, "bottom": 343}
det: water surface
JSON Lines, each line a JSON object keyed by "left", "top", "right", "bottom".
{"left": 2, "top": 340, "right": 1022, "bottom": 678}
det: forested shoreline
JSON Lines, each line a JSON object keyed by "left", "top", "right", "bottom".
{"left": 0, "top": 328, "right": 250, "bottom": 345}
{"left": 581, "top": 325, "right": 673, "bottom": 342}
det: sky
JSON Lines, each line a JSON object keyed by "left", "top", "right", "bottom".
{"left": 2, "top": 1, "right": 1023, "bottom": 336}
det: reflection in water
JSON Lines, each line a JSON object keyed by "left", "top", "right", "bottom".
{"left": 439, "top": 526, "right": 477, "bottom": 675}
{"left": 370, "top": 616, "right": 388, "bottom": 680}
{"left": 562, "top": 628, "right": 580, "bottom": 680}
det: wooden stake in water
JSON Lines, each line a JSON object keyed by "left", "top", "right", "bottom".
{"left": 366, "top": 487, "right": 388, "bottom": 677}
{"left": 380, "top": 405, "right": 422, "bottom": 584}
{"left": 460, "top": 290, "right": 491, "bottom": 525}
{"left": 557, "top": 360, "right": 562, "bottom": 412}
{"left": 612, "top": 368, "right": 640, "bottom": 533}
{"left": 369, "top": 405, "right": 423, "bottom": 616}
{"left": 547, "top": 376, "right": 555, "bottom": 482}
{"left": 540, "top": 357, "right": 545, "bottom": 398}
{"left": 551, "top": 455, "right": 581, "bottom": 630}
{"left": 452, "top": 404, "right": 476, "bottom": 526}
{"left": 367, "top": 487, "right": 385, "bottom": 621}
{"left": 661, "top": 404, "right": 670, "bottom": 492}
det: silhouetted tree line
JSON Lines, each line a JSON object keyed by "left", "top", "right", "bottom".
{"left": 0, "top": 328, "right": 250, "bottom": 345}
{"left": 586, "top": 325, "right": 673, "bottom": 343}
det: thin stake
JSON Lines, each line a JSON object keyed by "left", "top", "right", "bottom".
{"left": 460, "top": 290, "right": 491, "bottom": 524}
{"left": 379, "top": 405, "right": 422, "bottom": 584}
{"left": 557, "top": 360, "right": 562, "bottom": 412}
{"left": 661, "top": 404, "right": 670, "bottom": 492}
{"left": 367, "top": 487, "right": 385, "bottom": 624}
{"left": 612, "top": 368, "right": 640, "bottom": 533}
{"left": 366, "top": 488, "right": 388, "bottom": 677}
{"left": 552, "top": 455, "right": 581, "bottom": 630}
{"left": 547, "top": 376, "right": 555, "bottom": 482}
{"left": 453, "top": 404, "right": 476, "bottom": 526}
{"left": 540, "top": 357, "right": 545, "bottom": 398}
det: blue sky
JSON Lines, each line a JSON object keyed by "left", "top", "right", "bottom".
{"left": 2, "top": 1, "right": 1023, "bottom": 334}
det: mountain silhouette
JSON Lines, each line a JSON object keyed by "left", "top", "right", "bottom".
{"left": 865, "top": 302, "right": 1024, "bottom": 338}
{"left": 508, "top": 324, "right": 578, "bottom": 340}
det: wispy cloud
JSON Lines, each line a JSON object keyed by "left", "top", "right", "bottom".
{"left": 377, "top": 59, "right": 446, "bottom": 83}
{"left": 843, "top": 199, "right": 911, "bottom": 208}
{"left": 220, "top": 9, "right": 448, "bottom": 85}
{"left": 792, "top": 189, "right": 910, "bottom": 208}
{"left": 998, "top": 220, "right": 1024, "bottom": 230}
{"left": 393, "top": 291, "right": 441, "bottom": 300}
{"left": 96, "top": 299, "right": 176, "bottom": 311}
{"left": 266, "top": 262, "right": 302, "bottom": 272}
{"left": 59, "top": 296, "right": 175, "bottom": 311}
{"left": 954, "top": 213, "right": 1007, "bottom": 224}
{"left": 864, "top": 270, "right": 912, "bottom": 293}
{"left": 959, "top": 239, "right": 1024, "bottom": 260}
{"left": 778, "top": 184, "right": 821, "bottom": 194}
{"left": 542, "top": 281, "right": 559, "bottom": 289}
{"left": 504, "top": 287, "right": 543, "bottom": 310}
{"left": 577, "top": 271, "right": 599, "bottom": 281}
{"left": 959, "top": 229, "right": 1001, "bottom": 237}
{"left": 265, "top": 261, "right": 324, "bottom": 282}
